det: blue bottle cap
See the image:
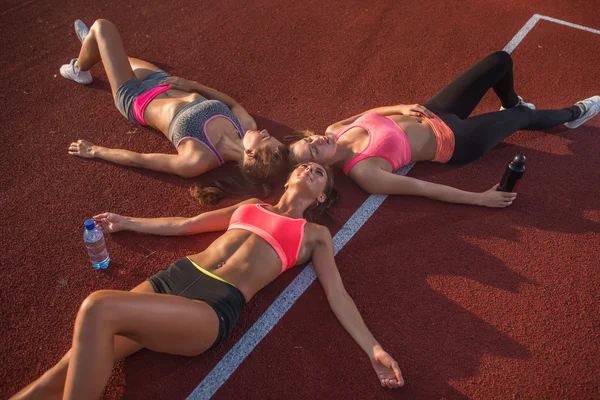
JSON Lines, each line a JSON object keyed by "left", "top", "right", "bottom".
{"left": 84, "top": 219, "right": 95, "bottom": 230}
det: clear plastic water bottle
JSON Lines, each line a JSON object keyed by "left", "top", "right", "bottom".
{"left": 84, "top": 219, "right": 110, "bottom": 269}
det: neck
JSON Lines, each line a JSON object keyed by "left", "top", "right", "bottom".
{"left": 330, "top": 137, "right": 354, "bottom": 168}
{"left": 218, "top": 135, "right": 245, "bottom": 162}
{"left": 269, "top": 190, "right": 314, "bottom": 219}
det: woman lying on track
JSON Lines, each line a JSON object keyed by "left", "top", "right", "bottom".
{"left": 289, "top": 51, "right": 599, "bottom": 208}
{"left": 11, "top": 162, "right": 403, "bottom": 400}
{"left": 61, "top": 19, "right": 290, "bottom": 183}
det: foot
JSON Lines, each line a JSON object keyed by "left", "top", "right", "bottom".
{"left": 499, "top": 96, "right": 536, "bottom": 111}
{"left": 59, "top": 58, "right": 93, "bottom": 84}
{"left": 74, "top": 19, "right": 89, "bottom": 44}
{"left": 564, "top": 95, "right": 600, "bottom": 129}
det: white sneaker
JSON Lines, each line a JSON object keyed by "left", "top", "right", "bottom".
{"left": 564, "top": 95, "right": 600, "bottom": 129}
{"left": 60, "top": 58, "right": 93, "bottom": 84}
{"left": 499, "top": 96, "right": 536, "bottom": 111}
{"left": 74, "top": 20, "right": 89, "bottom": 44}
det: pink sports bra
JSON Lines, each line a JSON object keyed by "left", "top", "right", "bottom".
{"left": 335, "top": 112, "right": 412, "bottom": 175}
{"left": 228, "top": 204, "right": 307, "bottom": 272}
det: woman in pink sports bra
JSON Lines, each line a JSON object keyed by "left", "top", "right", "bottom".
{"left": 12, "top": 162, "right": 404, "bottom": 400}
{"left": 60, "top": 19, "right": 291, "bottom": 184}
{"left": 289, "top": 51, "right": 598, "bottom": 208}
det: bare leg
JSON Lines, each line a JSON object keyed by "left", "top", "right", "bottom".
{"left": 129, "top": 57, "right": 162, "bottom": 80}
{"left": 63, "top": 288, "right": 219, "bottom": 399}
{"left": 9, "top": 281, "right": 153, "bottom": 400}
{"left": 75, "top": 19, "right": 137, "bottom": 97}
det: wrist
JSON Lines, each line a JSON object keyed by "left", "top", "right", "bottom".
{"left": 369, "top": 343, "right": 383, "bottom": 360}
{"left": 190, "top": 81, "right": 201, "bottom": 93}
{"left": 90, "top": 145, "right": 102, "bottom": 157}
{"left": 122, "top": 217, "right": 134, "bottom": 231}
{"left": 472, "top": 192, "right": 483, "bottom": 206}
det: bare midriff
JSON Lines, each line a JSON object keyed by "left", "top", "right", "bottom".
{"left": 187, "top": 230, "right": 285, "bottom": 302}
{"left": 387, "top": 114, "right": 437, "bottom": 163}
{"left": 143, "top": 88, "right": 204, "bottom": 135}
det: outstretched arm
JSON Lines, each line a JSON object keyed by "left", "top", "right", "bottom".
{"left": 93, "top": 198, "right": 262, "bottom": 236}
{"left": 160, "top": 76, "right": 257, "bottom": 131}
{"left": 68, "top": 139, "right": 205, "bottom": 178}
{"left": 353, "top": 168, "right": 517, "bottom": 208}
{"left": 310, "top": 225, "right": 404, "bottom": 389}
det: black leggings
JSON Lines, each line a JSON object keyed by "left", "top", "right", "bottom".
{"left": 422, "top": 51, "right": 580, "bottom": 164}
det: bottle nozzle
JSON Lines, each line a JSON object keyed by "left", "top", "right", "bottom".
{"left": 512, "top": 154, "right": 526, "bottom": 165}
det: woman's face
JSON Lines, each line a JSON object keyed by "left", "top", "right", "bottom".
{"left": 243, "top": 129, "right": 283, "bottom": 157}
{"left": 287, "top": 162, "right": 329, "bottom": 203}
{"left": 290, "top": 134, "right": 336, "bottom": 165}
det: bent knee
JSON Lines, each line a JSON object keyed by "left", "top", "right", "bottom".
{"left": 91, "top": 19, "right": 117, "bottom": 35}
{"left": 78, "top": 290, "right": 115, "bottom": 319}
{"left": 488, "top": 50, "right": 513, "bottom": 69}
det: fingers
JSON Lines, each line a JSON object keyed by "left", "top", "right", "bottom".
{"left": 92, "top": 212, "right": 109, "bottom": 219}
{"left": 380, "top": 378, "right": 402, "bottom": 389}
{"left": 502, "top": 192, "right": 517, "bottom": 205}
{"left": 409, "top": 105, "right": 434, "bottom": 118}
{"left": 392, "top": 362, "right": 404, "bottom": 386}
{"left": 160, "top": 76, "right": 182, "bottom": 89}
{"left": 417, "top": 105, "right": 434, "bottom": 118}
{"left": 160, "top": 77, "right": 176, "bottom": 85}
{"left": 492, "top": 193, "right": 517, "bottom": 207}
{"left": 68, "top": 139, "right": 86, "bottom": 151}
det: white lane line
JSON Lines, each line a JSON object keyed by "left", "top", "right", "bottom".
{"left": 189, "top": 13, "right": 600, "bottom": 400}
{"left": 539, "top": 15, "right": 600, "bottom": 35}
{"left": 504, "top": 14, "right": 600, "bottom": 53}
{"left": 186, "top": 164, "right": 414, "bottom": 400}
{"left": 504, "top": 14, "right": 541, "bottom": 53}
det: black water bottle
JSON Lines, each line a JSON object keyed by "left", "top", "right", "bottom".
{"left": 497, "top": 154, "right": 526, "bottom": 192}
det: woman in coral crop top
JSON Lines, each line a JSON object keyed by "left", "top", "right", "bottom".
{"left": 60, "top": 19, "right": 291, "bottom": 184}
{"left": 12, "top": 163, "right": 404, "bottom": 400}
{"left": 289, "top": 51, "right": 599, "bottom": 208}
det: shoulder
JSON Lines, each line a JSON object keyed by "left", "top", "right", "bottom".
{"left": 304, "top": 222, "right": 332, "bottom": 245}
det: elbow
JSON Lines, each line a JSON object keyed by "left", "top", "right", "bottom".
{"left": 178, "top": 218, "right": 195, "bottom": 235}
{"left": 326, "top": 286, "right": 349, "bottom": 304}
{"left": 358, "top": 181, "right": 381, "bottom": 195}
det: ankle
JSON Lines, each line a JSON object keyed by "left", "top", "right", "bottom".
{"left": 501, "top": 95, "right": 520, "bottom": 109}
{"left": 568, "top": 105, "right": 583, "bottom": 122}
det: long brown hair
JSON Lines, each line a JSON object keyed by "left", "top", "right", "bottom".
{"left": 284, "top": 129, "right": 321, "bottom": 145}
{"left": 190, "top": 144, "right": 293, "bottom": 206}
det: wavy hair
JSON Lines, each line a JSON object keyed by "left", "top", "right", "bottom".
{"left": 190, "top": 144, "right": 294, "bottom": 206}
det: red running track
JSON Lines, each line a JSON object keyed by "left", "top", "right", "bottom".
{"left": 1, "top": 0, "right": 599, "bottom": 399}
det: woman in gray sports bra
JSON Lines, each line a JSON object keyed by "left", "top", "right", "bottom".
{"left": 60, "top": 19, "right": 291, "bottom": 183}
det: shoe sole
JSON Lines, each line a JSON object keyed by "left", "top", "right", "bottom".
{"left": 74, "top": 20, "right": 89, "bottom": 44}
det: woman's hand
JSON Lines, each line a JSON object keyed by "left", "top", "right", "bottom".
{"left": 394, "top": 104, "right": 434, "bottom": 118}
{"left": 92, "top": 212, "right": 128, "bottom": 233}
{"left": 478, "top": 184, "right": 517, "bottom": 207}
{"left": 371, "top": 345, "right": 404, "bottom": 388}
{"left": 68, "top": 139, "right": 97, "bottom": 158}
{"left": 160, "top": 76, "right": 196, "bottom": 92}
